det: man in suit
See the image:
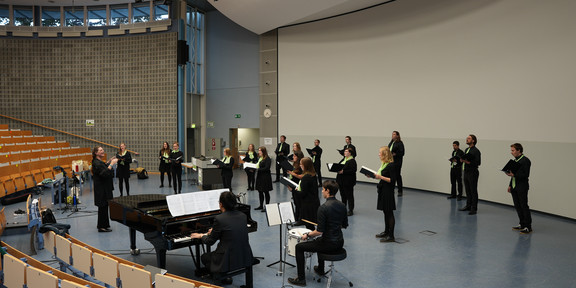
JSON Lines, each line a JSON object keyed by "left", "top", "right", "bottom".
{"left": 505, "top": 143, "right": 532, "bottom": 234}
{"left": 311, "top": 139, "right": 323, "bottom": 186}
{"left": 448, "top": 141, "right": 464, "bottom": 200}
{"left": 274, "top": 135, "right": 290, "bottom": 182}
{"left": 339, "top": 136, "right": 357, "bottom": 159}
{"left": 191, "top": 191, "right": 254, "bottom": 285}
{"left": 388, "top": 131, "right": 405, "bottom": 196}
{"left": 459, "top": 134, "right": 481, "bottom": 215}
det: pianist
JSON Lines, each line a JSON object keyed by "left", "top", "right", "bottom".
{"left": 190, "top": 191, "right": 253, "bottom": 285}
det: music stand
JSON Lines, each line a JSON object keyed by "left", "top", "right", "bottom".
{"left": 265, "top": 202, "right": 296, "bottom": 282}
{"left": 66, "top": 171, "right": 93, "bottom": 217}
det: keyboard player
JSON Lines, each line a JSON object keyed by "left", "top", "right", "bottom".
{"left": 191, "top": 191, "right": 254, "bottom": 286}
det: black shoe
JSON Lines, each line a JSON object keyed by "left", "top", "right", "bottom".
{"left": 519, "top": 227, "right": 532, "bottom": 234}
{"left": 347, "top": 211, "right": 354, "bottom": 216}
{"left": 169, "top": 184, "right": 172, "bottom": 187}
{"left": 274, "top": 180, "right": 280, "bottom": 183}
{"left": 380, "top": 235, "right": 395, "bottom": 243}
{"left": 375, "top": 232, "right": 388, "bottom": 238}
{"left": 220, "top": 277, "right": 233, "bottom": 285}
{"left": 313, "top": 266, "right": 327, "bottom": 276}
{"left": 457, "top": 196, "right": 464, "bottom": 201}
{"left": 261, "top": 209, "right": 266, "bottom": 213}
{"left": 98, "top": 228, "right": 112, "bottom": 232}
{"left": 512, "top": 225, "right": 522, "bottom": 230}
{"left": 468, "top": 210, "right": 477, "bottom": 215}
{"left": 397, "top": 192, "right": 403, "bottom": 197}
{"left": 159, "top": 185, "right": 164, "bottom": 188}
{"left": 254, "top": 206, "right": 263, "bottom": 210}
{"left": 288, "top": 277, "right": 307, "bottom": 287}
{"left": 459, "top": 206, "right": 471, "bottom": 211}
{"left": 447, "top": 195, "right": 457, "bottom": 199}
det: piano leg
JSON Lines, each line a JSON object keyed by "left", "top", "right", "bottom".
{"left": 156, "top": 248, "right": 167, "bottom": 269}
{"left": 129, "top": 228, "right": 140, "bottom": 255}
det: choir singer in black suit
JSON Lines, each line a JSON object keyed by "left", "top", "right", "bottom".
{"left": 191, "top": 191, "right": 254, "bottom": 286}
{"left": 336, "top": 148, "right": 357, "bottom": 216}
{"left": 448, "top": 141, "right": 464, "bottom": 200}
{"left": 339, "top": 136, "right": 357, "bottom": 158}
{"left": 274, "top": 135, "right": 290, "bottom": 182}
{"left": 388, "top": 131, "right": 405, "bottom": 196}
{"left": 459, "top": 134, "right": 481, "bottom": 215}
{"left": 505, "top": 143, "right": 532, "bottom": 234}
{"left": 311, "top": 139, "right": 323, "bottom": 187}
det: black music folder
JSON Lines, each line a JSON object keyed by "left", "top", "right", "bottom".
{"left": 337, "top": 149, "right": 344, "bottom": 156}
{"left": 327, "top": 163, "right": 344, "bottom": 172}
{"left": 449, "top": 155, "right": 461, "bottom": 163}
{"left": 211, "top": 158, "right": 225, "bottom": 168}
{"left": 460, "top": 153, "right": 474, "bottom": 161}
{"left": 279, "top": 159, "right": 294, "bottom": 171}
{"left": 360, "top": 166, "right": 377, "bottom": 178}
{"left": 306, "top": 148, "right": 315, "bottom": 157}
{"left": 280, "top": 177, "right": 298, "bottom": 190}
{"left": 287, "top": 154, "right": 294, "bottom": 162}
{"left": 169, "top": 155, "right": 183, "bottom": 162}
{"left": 501, "top": 159, "right": 519, "bottom": 173}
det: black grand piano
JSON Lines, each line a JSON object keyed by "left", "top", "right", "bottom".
{"left": 109, "top": 194, "right": 257, "bottom": 270}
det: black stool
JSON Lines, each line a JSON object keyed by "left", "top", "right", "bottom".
{"left": 315, "top": 248, "right": 353, "bottom": 287}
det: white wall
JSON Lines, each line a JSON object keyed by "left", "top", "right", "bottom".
{"left": 277, "top": 0, "right": 576, "bottom": 218}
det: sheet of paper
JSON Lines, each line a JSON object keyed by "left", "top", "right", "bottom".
{"left": 166, "top": 189, "right": 227, "bottom": 217}
{"left": 279, "top": 202, "right": 295, "bottom": 224}
{"left": 265, "top": 203, "right": 282, "bottom": 226}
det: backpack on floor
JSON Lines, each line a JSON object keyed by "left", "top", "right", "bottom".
{"left": 135, "top": 167, "right": 148, "bottom": 179}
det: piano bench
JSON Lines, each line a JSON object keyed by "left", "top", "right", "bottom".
{"left": 211, "top": 264, "right": 254, "bottom": 288}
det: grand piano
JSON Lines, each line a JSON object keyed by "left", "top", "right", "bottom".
{"left": 109, "top": 194, "right": 257, "bottom": 270}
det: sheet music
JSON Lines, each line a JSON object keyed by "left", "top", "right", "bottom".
{"left": 166, "top": 189, "right": 227, "bottom": 217}
{"left": 265, "top": 204, "right": 282, "bottom": 226}
{"left": 279, "top": 202, "right": 295, "bottom": 224}
{"left": 243, "top": 162, "right": 258, "bottom": 169}
{"left": 328, "top": 163, "right": 334, "bottom": 170}
{"left": 281, "top": 176, "right": 298, "bottom": 188}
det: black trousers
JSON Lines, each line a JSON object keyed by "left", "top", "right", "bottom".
{"left": 339, "top": 182, "right": 355, "bottom": 212}
{"left": 172, "top": 166, "right": 182, "bottom": 194}
{"left": 295, "top": 238, "right": 343, "bottom": 279}
{"left": 275, "top": 161, "right": 287, "bottom": 180}
{"left": 511, "top": 188, "right": 532, "bottom": 229}
{"left": 450, "top": 168, "right": 463, "bottom": 196}
{"left": 97, "top": 205, "right": 110, "bottom": 229}
{"left": 160, "top": 170, "right": 171, "bottom": 186}
{"left": 464, "top": 169, "right": 479, "bottom": 211}
{"left": 222, "top": 175, "right": 233, "bottom": 191}
{"left": 392, "top": 161, "right": 404, "bottom": 192}
{"left": 245, "top": 169, "right": 256, "bottom": 189}
{"left": 118, "top": 177, "right": 130, "bottom": 196}
{"left": 314, "top": 162, "right": 322, "bottom": 186}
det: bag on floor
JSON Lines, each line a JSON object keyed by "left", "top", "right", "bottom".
{"left": 135, "top": 167, "right": 148, "bottom": 179}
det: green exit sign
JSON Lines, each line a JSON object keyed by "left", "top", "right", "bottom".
{"left": 234, "top": 114, "right": 241, "bottom": 118}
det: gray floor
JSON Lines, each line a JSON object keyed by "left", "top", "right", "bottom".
{"left": 2, "top": 170, "right": 576, "bottom": 288}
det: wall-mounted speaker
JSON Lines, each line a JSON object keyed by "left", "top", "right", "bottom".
{"left": 177, "top": 40, "right": 189, "bottom": 65}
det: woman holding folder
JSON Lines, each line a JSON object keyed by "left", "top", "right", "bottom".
{"left": 295, "top": 157, "right": 320, "bottom": 230}
{"left": 372, "top": 146, "right": 397, "bottom": 243}
{"left": 115, "top": 143, "right": 132, "bottom": 196}
{"left": 170, "top": 142, "right": 184, "bottom": 194}
{"left": 336, "top": 148, "right": 357, "bottom": 216}
{"left": 158, "top": 142, "right": 172, "bottom": 188}
{"left": 243, "top": 144, "right": 258, "bottom": 191}
{"left": 255, "top": 146, "right": 273, "bottom": 211}
{"left": 287, "top": 150, "right": 304, "bottom": 222}
{"left": 220, "top": 148, "right": 235, "bottom": 191}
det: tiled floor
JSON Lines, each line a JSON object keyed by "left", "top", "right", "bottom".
{"left": 2, "top": 170, "right": 576, "bottom": 288}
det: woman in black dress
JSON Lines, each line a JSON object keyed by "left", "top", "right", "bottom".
{"left": 170, "top": 142, "right": 184, "bottom": 194}
{"left": 92, "top": 146, "right": 118, "bottom": 232}
{"left": 243, "top": 144, "right": 258, "bottom": 191}
{"left": 336, "top": 148, "right": 357, "bottom": 216}
{"left": 158, "top": 141, "right": 172, "bottom": 188}
{"left": 115, "top": 143, "right": 132, "bottom": 196}
{"left": 295, "top": 157, "right": 320, "bottom": 231}
{"left": 220, "top": 148, "right": 235, "bottom": 191}
{"left": 255, "top": 146, "right": 273, "bottom": 211}
{"left": 287, "top": 150, "right": 304, "bottom": 222}
{"left": 372, "top": 146, "right": 397, "bottom": 243}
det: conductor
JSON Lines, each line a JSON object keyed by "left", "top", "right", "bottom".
{"left": 288, "top": 180, "right": 348, "bottom": 287}
{"left": 191, "top": 191, "right": 254, "bottom": 286}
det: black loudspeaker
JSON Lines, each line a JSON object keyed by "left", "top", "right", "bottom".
{"left": 177, "top": 40, "right": 189, "bottom": 65}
